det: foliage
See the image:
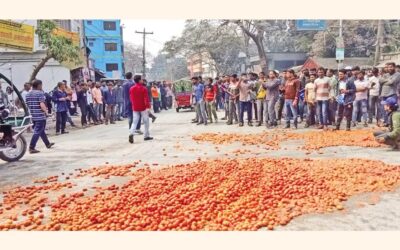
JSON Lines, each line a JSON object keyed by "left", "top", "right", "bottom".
{"left": 123, "top": 42, "right": 152, "bottom": 74}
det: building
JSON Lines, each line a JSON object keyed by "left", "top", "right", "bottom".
{"left": 300, "top": 57, "right": 373, "bottom": 71}
{"left": 377, "top": 52, "right": 400, "bottom": 68}
{"left": 0, "top": 20, "right": 84, "bottom": 91}
{"left": 187, "top": 52, "right": 217, "bottom": 78}
{"left": 83, "top": 20, "right": 125, "bottom": 79}
{"left": 247, "top": 52, "right": 308, "bottom": 72}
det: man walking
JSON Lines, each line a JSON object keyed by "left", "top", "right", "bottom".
{"left": 128, "top": 75, "right": 153, "bottom": 144}
{"left": 26, "top": 79, "right": 54, "bottom": 153}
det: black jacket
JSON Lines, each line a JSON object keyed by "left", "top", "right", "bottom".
{"left": 77, "top": 90, "right": 88, "bottom": 108}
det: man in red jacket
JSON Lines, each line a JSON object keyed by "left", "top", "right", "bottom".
{"left": 129, "top": 75, "right": 153, "bottom": 144}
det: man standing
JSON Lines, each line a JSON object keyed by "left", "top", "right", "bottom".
{"left": 263, "top": 70, "right": 280, "bottom": 128}
{"left": 20, "top": 82, "right": 31, "bottom": 103}
{"left": 92, "top": 82, "right": 104, "bottom": 124}
{"left": 238, "top": 73, "right": 253, "bottom": 127}
{"left": 255, "top": 72, "right": 267, "bottom": 127}
{"left": 227, "top": 74, "right": 240, "bottom": 125}
{"left": 221, "top": 76, "right": 230, "bottom": 121}
{"left": 336, "top": 69, "right": 356, "bottom": 131}
{"left": 26, "top": 79, "right": 54, "bottom": 153}
{"left": 128, "top": 75, "right": 153, "bottom": 144}
{"left": 379, "top": 62, "right": 400, "bottom": 126}
{"left": 314, "top": 67, "right": 331, "bottom": 130}
{"left": 276, "top": 70, "right": 287, "bottom": 124}
{"left": 204, "top": 78, "right": 218, "bottom": 123}
{"left": 283, "top": 70, "right": 300, "bottom": 129}
{"left": 114, "top": 82, "right": 124, "bottom": 121}
{"left": 327, "top": 69, "right": 338, "bottom": 126}
{"left": 77, "top": 82, "right": 89, "bottom": 127}
{"left": 160, "top": 81, "right": 168, "bottom": 110}
{"left": 304, "top": 74, "right": 317, "bottom": 128}
{"left": 151, "top": 83, "right": 160, "bottom": 113}
{"left": 368, "top": 68, "right": 380, "bottom": 125}
{"left": 192, "top": 76, "right": 207, "bottom": 125}
{"left": 352, "top": 70, "right": 369, "bottom": 127}
{"left": 103, "top": 82, "right": 117, "bottom": 125}
{"left": 52, "top": 82, "right": 70, "bottom": 135}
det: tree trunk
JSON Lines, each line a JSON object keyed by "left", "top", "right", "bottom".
{"left": 254, "top": 36, "right": 268, "bottom": 73}
{"left": 29, "top": 54, "right": 52, "bottom": 82}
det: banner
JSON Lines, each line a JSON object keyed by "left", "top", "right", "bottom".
{"left": 296, "top": 20, "right": 326, "bottom": 31}
{"left": 53, "top": 27, "right": 80, "bottom": 47}
{"left": 0, "top": 20, "right": 34, "bottom": 52}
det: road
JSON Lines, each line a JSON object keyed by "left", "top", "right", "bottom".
{"left": 0, "top": 109, "right": 399, "bottom": 230}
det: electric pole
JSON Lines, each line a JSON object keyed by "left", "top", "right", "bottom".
{"left": 135, "top": 28, "right": 153, "bottom": 78}
{"left": 374, "top": 20, "right": 384, "bottom": 66}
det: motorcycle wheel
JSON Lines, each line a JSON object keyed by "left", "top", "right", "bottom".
{"left": 0, "top": 135, "right": 27, "bottom": 162}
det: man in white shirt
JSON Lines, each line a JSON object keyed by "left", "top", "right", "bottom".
{"left": 20, "top": 82, "right": 32, "bottom": 103}
{"left": 353, "top": 70, "right": 369, "bottom": 127}
{"left": 368, "top": 68, "right": 380, "bottom": 125}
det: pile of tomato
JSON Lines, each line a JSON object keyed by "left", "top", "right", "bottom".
{"left": 1, "top": 157, "right": 398, "bottom": 231}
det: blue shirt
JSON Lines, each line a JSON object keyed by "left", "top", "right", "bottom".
{"left": 26, "top": 90, "right": 47, "bottom": 121}
{"left": 122, "top": 79, "right": 134, "bottom": 116}
{"left": 194, "top": 83, "right": 204, "bottom": 102}
{"left": 52, "top": 90, "right": 68, "bottom": 112}
{"left": 103, "top": 89, "right": 116, "bottom": 105}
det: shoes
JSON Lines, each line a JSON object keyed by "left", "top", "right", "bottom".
{"left": 46, "top": 143, "right": 55, "bottom": 149}
{"left": 144, "top": 137, "right": 154, "bottom": 141}
{"left": 317, "top": 125, "right": 324, "bottom": 129}
{"left": 285, "top": 123, "right": 290, "bottom": 129}
{"left": 111, "top": 122, "right": 116, "bottom": 124}
{"left": 294, "top": 123, "right": 298, "bottom": 129}
{"left": 61, "top": 131, "right": 69, "bottom": 134}
{"left": 152, "top": 117, "right": 157, "bottom": 123}
{"left": 105, "top": 122, "right": 109, "bottom": 125}
{"left": 128, "top": 134, "right": 134, "bottom": 144}
{"left": 227, "top": 122, "right": 232, "bottom": 125}
{"left": 191, "top": 120, "right": 198, "bottom": 123}
{"left": 197, "top": 122, "right": 204, "bottom": 125}
{"left": 55, "top": 132, "right": 60, "bottom": 136}
{"left": 29, "top": 149, "right": 40, "bottom": 154}
{"left": 248, "top": 122, "right": 253, "bottom": 127}
{"left": 363, "top": 121, "right": 368, "bottom": 127}
{"left": 239, "top": 123, "right": 244, "bottom": 127}
{"left": 346, "top": 127, "right": 351, "bottom": 131}
{"left": 352, "top": 122, "right": 357, "bottom": 127}
{"left": 221, "top": 117, "right": 227, "bottom": 120}
{"left": 256, "top": 123, "right": 261, "bottom": 127}
{"left": 304, "top": 123, "right": 310, "bottom": 128}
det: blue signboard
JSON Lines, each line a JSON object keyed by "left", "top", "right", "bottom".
{"left": 296, "top": 20, "right": 327, "bottom": 31}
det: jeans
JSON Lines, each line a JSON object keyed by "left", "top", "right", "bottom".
{"left": 161, "top": 95, "right": 167, "bottom": 110}
{"left": 196, "top": 100, "right": 207, "bottom": 124}
{"left": 105, "top": 104, "right": 115, "bottom": 124}
{"left": 306, "top": 103, "right": 316, "bottom": 125}
{"left": 205, "top": 100, "right": 218, "bottom": 122}
{"left": 30, "top": 120, "right": 50, "bottom": 150}
{"left": 239, "top": 101, "right": 252, "bottom": 123}
{"left": 337, "top": 103, "right": 353, "bottom": 129}
{"left": 253, "top": 101, "right": 258, "bottom": 121}
{"left": 128, "top": 110, "right": 141, "bottom": 131}
{"left": 265, "top": 98, "right": 277, "bottom": 125}
{"left": 228, "top": 100, "right": 238, "bottom": 123}
{"left": 153, "top": 99, "right": 160, "bottom": 113}
{"left": 284, "top": 99, "right": 298, "bottom": 125}
{"left": 80, "top": 105, "right": 87, "bottom": 126}
{"left": 256, "top": 99, "right": 266, "bottom": 124}
{"left": 94, "top": 103, "right": 103, "bottom": 121}
{"left": 352, "top": 99, "right": 368, "bottom": 123}
{"left": 277, "top": 96, "right": 285, "bottom": 121}
{"left": 297, "top": 99, "right": 306, "bottom": 120}
{"left": 316, "top": 100, "right": 329, "bottom": 126}
{"left": 130, "top": 111, "right": 149, "bottom": 138}
{"left": 115, "top": 102, "right": 124, "bottom": 120}
{"left": 327, "top": 99, "right": 337, "bottom": 125}
{"left": 87, "top": 104, "right": 97, "bottom": 123}
{"left": 56, "top": 111, "right": 67, "bottom": 133}
{"left": 368, "top": 95, "right": 380, "bottom": 122}
{"left": 224, "top": 100, "right": 229, "bottom": 119}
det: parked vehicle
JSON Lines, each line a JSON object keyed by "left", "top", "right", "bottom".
{"left": 172, "top": 78, "right": 193, "bottom": 112}
{"left": 0, "top": 73, "right": 31, "bottom": 162}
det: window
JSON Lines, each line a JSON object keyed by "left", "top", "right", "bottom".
{"left": 53, "top": 20, "right": 71, "bottom": 31}
{"left": 103, "top": 21, "right": 116, "bottom": 30}
{"left": 87, "top": 20, "right": 92, "bottom": 25}
{"left": 106, "top": 63, "right": 119, "bottom": 72}
{"left": 104, "top": 43, "right": 117, "bottom": 51}
{"left": 89, "top": 42, "right": 94, "bottom": 47}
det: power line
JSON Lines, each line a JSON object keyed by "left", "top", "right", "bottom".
{"left": 135, "top": 28, "right": 153, "bottom": 78}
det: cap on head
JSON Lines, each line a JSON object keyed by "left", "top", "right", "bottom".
{"left": 381, "top": 96, "right": 398, "bottom": 108}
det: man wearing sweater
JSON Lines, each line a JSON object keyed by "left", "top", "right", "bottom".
{"left": 128, "top": 75, "right": 153, "bottom": 144}
{"left": 314, "top": 67, "right": 331, "bottom": 130}
{"left": 284, "top": 69, "right": 300, "bottom": 129}
{"left": 379, "top": 62, "right": 400, "bottom": 126}
{"left": 52, "top": 82, "right": 70, "bottom": 135}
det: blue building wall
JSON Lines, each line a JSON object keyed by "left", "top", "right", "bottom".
{"left": 84, "top": 19, "right": 124, "bottom": 78}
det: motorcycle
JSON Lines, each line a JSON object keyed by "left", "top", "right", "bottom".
{"left": 0, "top": 73, "right": 31, "bottom": 162}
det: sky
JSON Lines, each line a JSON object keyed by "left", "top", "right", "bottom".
{"left": 121, "top": 20, "right": 186, "bottom": 56}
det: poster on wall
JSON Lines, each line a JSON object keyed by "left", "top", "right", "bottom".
{"left": 0, "top": 20, "right": 34, "bottom": 52}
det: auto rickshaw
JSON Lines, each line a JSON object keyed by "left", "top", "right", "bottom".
{"left": 172, "top": 78, "right": 193, "bottom": 112}
{"left": 0, "top": 73, "right": 31, "bottom": 162}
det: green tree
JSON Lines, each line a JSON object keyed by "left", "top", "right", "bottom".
{"left": 29, "top": 20, "right": 81, "bottom": 82}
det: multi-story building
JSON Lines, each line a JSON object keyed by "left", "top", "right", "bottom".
{"left": 83, "top": 20, "right": 124, "bottom": 79}
{"left": 187, "top": 52, "right": 217, "bottom": 78}
{"left": 0, "top": 19, "right": 84, "bottom": 91}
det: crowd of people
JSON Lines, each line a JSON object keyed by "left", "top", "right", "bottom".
{"left": 20, "top": 71, "right": 175, "bottom": 153}
{"left": 190, "top": 62, "right": 400, "bottom": 149}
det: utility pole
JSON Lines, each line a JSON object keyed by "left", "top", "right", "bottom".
{"left": 374, "top": 20, "right": 384, "bottom": 66}
{"left": 135, "top": 28, "right": 153, "bottom": 78}
{"left": 336, "top": 20, "right": 344, "bottom": 71}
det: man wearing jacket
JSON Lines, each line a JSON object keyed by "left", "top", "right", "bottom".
{"left": 284, "top": 69, "right": 300, "bottom": 129}
{"left": 114, "top": 82, "right": 124, "bottom": 121}
{"left": 379, "top": 62, "right": 400, "bottom": 126}
{"left": 52, "top": 82, "right": 70, "bottom": 135}
{"left": 103, "top": 81, "right": 117, "bottom": 125}
{"left": 336, "top": 69, "right": 356, "bottom": 131}
{"left": 263, "top": 70, "right": 281, "bottom": 128}
{"left": 77, "top": 82, "right": 89, "bottom": 127}
{"left": 128, "top": 75, "right": 153, "bottom": 144}
{"left": 374, "top": 96, "right": 400, "bottom": 150}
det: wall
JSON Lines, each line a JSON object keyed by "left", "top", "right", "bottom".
{"left": 84, "top": 20, "right": 124, "bottom": 78}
